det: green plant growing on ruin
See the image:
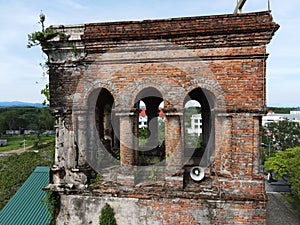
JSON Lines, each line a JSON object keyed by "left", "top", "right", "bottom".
{"left": 99, "top": 203, "right": 117, "bottom": 225}
{"left": 27, "top": 12, "right": 68, "bottom": 48}
{"left": 43, "top": 189, "right": 59, "bottom": 225}
{"left": 27, "top": 12, "right": 55, "bottom": 48}
{"left": 148, "top": 165, "right": 157, "bottom": 181}
{"left": 27, "top": 12, "right": 68, "bottom": 106}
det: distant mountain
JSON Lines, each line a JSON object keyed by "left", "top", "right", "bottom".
{"left": 0, "top": 101, "right": 44, "bottom": 108}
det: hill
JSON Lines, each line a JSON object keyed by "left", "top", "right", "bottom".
{"left": 0, "top": 101, "right": 44, "bottom": 108}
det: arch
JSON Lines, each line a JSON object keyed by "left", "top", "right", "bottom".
{"left": 134, "top": 87, "right": 165, "bottom": 166}
{"left": 183, "top": 87, "right": 216, "bottom": 168}
{"left": 72, "top": 87, "right": 121, "bottom": 173}
{"left": 72, "top": 78, "right": 120, "bottom": 112}
{"left": 94, "top": 88, "right": 119, "bottom": 159}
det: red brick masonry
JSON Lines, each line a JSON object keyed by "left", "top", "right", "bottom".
{"left": 43, "top": 11, "right": 278, "bottom": 225}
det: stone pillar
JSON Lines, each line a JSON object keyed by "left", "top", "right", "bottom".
{"left": 50, "top": 107, "right": 90, "bottom": 190}
{"left": 164, "top": 108, "right": 184, "bottom": 189}
{"left": 201, "top": 110, "right": 210, "bottom": 149}
{"left": 115, "top": 109, "right": 137, "bottom": 186}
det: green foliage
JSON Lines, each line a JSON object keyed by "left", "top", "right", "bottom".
{"left": 27, "top": 29, "right": 55, "bottom": 48}
{"left": 263, "top": 120, "right": 300, "bottom": 153}
{"left": 184, "top": 107, "right": 202, "bottom": 149}
{"left": 148, "top": 165, "right": 157, "bottom": 181}
{"left": 43, "top": 189, "right": 59, "bottom": 225}
{"left": 138, "top": 128, "right": 148, "bottom": 147}
{"left": 27, "top": 12, "right": 68, "bottom": 49}
{"left": 41, "top": 84, "right": 50, "bottom": 106}
{"left": 0, "top": 145, "right": 54, "bottom": 210}
{"left": 0, "top": 134, "right": 54, "bottom": 152}
{"left": 89, "top": 172, "right": 102, "bottom": 189}
{"left": 27, "top": 12, "right": 54, "bottom": 48}
{"left": 184, "top": 106, "right": 201, "bottom": 128}
{"left": 267, "top": 107, "right": 297, "bottom": 114}
{"left": 0, "top": 107, "right": 54, "bottom": 132}
{"left": 265, "top": 147, "right": 300, "bottom": 198}
{"left": 99, "top": 203, "right": 117, "bottom": 225}
{"left": 284, "top": 193, "right": 300, "bottom": 212}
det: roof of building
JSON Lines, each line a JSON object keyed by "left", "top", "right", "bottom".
{"left": 0, "top": 167, "right": 51, "bottom": 225}
{"left": 139, "top": 108, "right": 165, "bottom": 118}
{"left": 291, "top": 108, "right": 300, "bottom": 112}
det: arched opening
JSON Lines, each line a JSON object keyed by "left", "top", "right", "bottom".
{"left": 183, "top": 88, "right": 215, "bottom": 167}
{"left": 134, "top": 87, "right": 165, "bottom": 166}
{"left": 95, "top": 88, "right": 120, "bottom": 161}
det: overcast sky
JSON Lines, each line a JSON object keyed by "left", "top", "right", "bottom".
{"left": 0, "top": 0, "right": 299, "bottom": 107}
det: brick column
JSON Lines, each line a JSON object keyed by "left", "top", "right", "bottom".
{"left": 115, "top": 108, "right": 138, "bottom": 186}
{"left": 164, "top": 109, "right": 184, "bottom": 189}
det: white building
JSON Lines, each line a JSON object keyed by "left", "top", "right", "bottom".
{"left": 187, "top": 114, "right": 202, "bottom": 136}
{"left": 262, "top": 109, "right": 300, "bottom": 127}
{"left": 139, "top": 116, "right": 148, "bottom": 129}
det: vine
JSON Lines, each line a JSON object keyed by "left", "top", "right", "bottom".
{"left": 27, "top": 12, "right": 54, "bottom": 48}
{"left": 43, "top": 189, "right": 60, "bottom": 225}
{"left": 27, "top": 12, "right": 68, "bottom": 48}
{"left": 27, "top": 12, "right": 67, "bottom": 106}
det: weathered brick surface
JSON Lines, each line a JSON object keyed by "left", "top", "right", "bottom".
{"left": 42, "top": 11, "right": 278, "bottom": 225}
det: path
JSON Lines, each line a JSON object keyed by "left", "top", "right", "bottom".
{"left": 0, "top": 146, "right": 33, "bottom": 155}
{"left": 267, "top": 192, "right": 300, "bottom": 225}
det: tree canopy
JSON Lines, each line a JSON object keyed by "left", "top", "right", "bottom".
{"left": 265, "top": 147, "right": 300, "bottom": 198}
{"left": 0, "top": 107, "right": 54, "bottom": 132}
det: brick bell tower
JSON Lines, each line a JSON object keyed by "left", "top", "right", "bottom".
{"left": 42, "top": 10, "right": 278, "bottom": 225}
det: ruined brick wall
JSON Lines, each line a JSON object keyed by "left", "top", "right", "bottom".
{"left": 43, "top": 11, "right": 278, "bottom": 225}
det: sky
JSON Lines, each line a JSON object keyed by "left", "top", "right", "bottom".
{"left": 0, "top": 0, "right": 299, "bottom": 107}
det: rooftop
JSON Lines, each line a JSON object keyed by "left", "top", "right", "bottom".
{"left": 0, "top": 167, "right": 51, "bottom": 225}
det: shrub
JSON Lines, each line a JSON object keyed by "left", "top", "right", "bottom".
{"left": 99, "top": 203, "right": 117, "bottom": 225}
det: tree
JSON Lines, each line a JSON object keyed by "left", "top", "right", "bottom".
{"left": 99, "top": 203, "right": 117, "bottom": 225}
{"left": 262, "top": 120, "right": 300, "bottom": 160}
{"left": 265, "top": 147, "right": 300, "bottom": 198}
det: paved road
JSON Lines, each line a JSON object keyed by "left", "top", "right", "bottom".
{"left": 266, "top": 178, "right": 291, "bottom": 193}
{"left": 267, "top": 192, "right": 300, "bottom": 225}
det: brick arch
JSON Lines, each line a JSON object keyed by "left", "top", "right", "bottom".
{"left": 181, "top": 81, "right": 224, "bottom": 110}
{"left": 126, "top": 80, "right": 167, "bottom": 108}
{"left": 72, "top": 78, "right": 121, "bottom": 112}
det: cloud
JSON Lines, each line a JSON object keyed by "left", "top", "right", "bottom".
{"left": 0, "top": 0, "right": 299, "bottom": 106}
{"left": 59, "top": 0, "right": 87, "bottom": 10}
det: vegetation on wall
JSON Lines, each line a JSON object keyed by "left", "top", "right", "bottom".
{"left": 27, "top": 12, "right": 67, "bottom": 48}
{"left": 99, "top": 203, "right": 117, "bottom": 225}
{"left": 27, "top": 12, "right": 67, "bottom": 106}
{"left": 44, "top": 189, "right": 59, "bottom": 225}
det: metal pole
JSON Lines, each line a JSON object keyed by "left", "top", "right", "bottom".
{"left": 234, "top": 0, "right": 247, "bottom": 14}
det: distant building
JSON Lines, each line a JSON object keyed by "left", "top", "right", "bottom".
{"left": 138, "top": 108, "right": 165, "bottom": 129}
{"left": 0, "top": 139, "right": 7, "bottom": 147}
{"left": 262, "top": 110, "right": 300, "bottom": 127}
{"left": 5, "top": 130, "right": 20, "bottom": 135}
{"left": 187, "top": 114, "right": 202, "bottom": 136}
{"left": 290, "top": 108, "right": 300, "bottom": 116}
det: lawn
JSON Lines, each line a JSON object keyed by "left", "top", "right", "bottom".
{"left": 0, "top": 134, "right": 55, "bottom": 152}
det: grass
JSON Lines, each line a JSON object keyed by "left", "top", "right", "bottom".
{"left": 284, "top": 194, "right": 300, "bottom": 213}
{"left": 0, "top": 143, "right": 54, "bottom": 210}
{"left": 0, "top": 134, "right": 55, "bottom": 152}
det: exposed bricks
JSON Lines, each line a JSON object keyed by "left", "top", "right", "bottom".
{"left": 43, "top": 11, "right": 278, "bottom": 225}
